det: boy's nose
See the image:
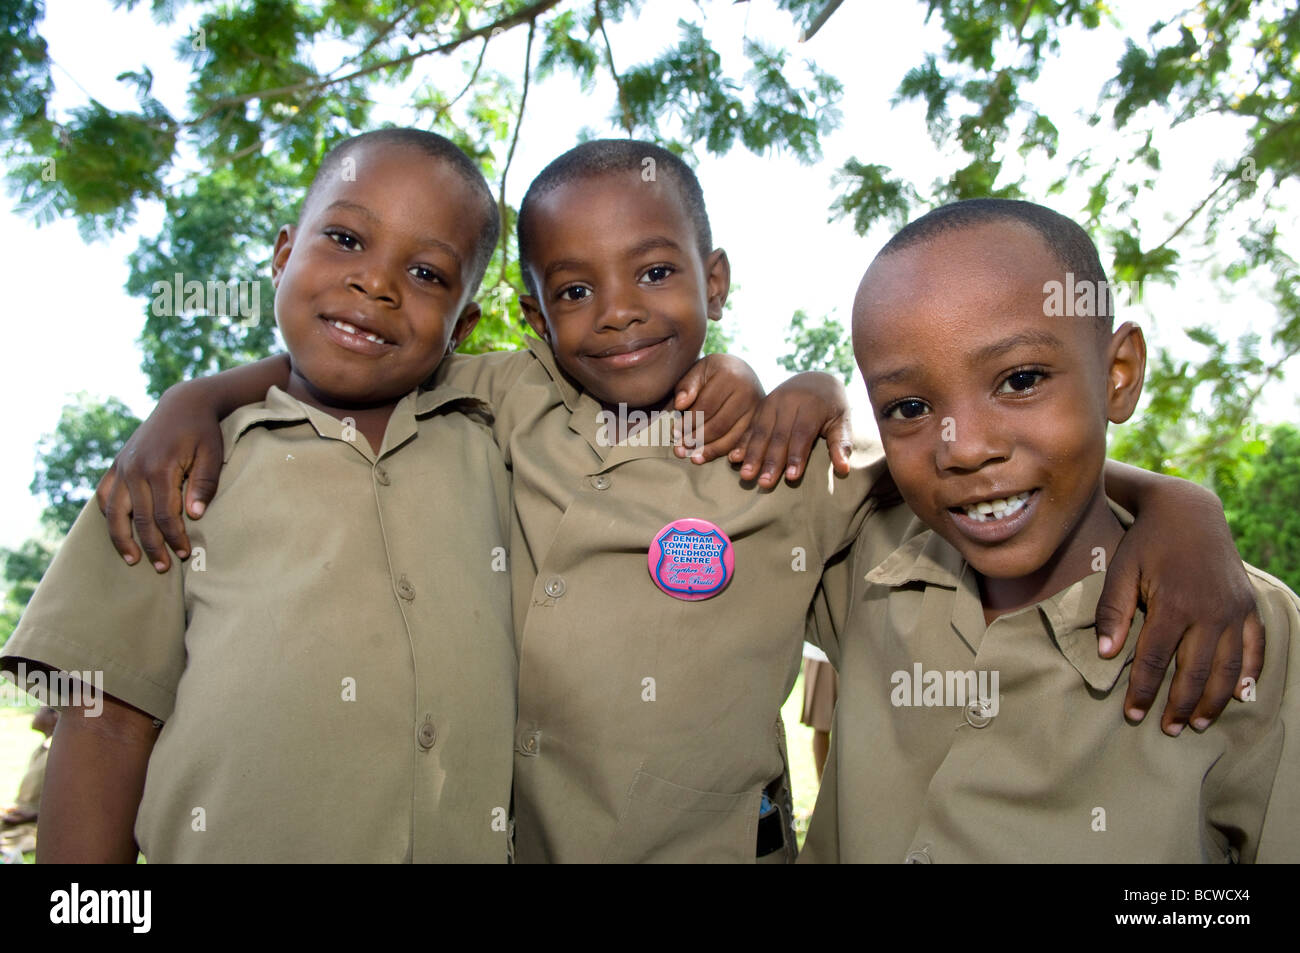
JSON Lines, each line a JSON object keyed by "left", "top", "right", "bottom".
{"left": 347, "top": 260, "right": 400, "bottom": 305}
{"left": 595, "top": 285, "right": 649, "bottom": 331}
{"left": 934, "top": 412, "right": 1010, "bottom": 472}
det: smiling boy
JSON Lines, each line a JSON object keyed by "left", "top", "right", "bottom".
{"left": 1, "top": 129, "right": 518, "bottom": 862}
{"left": 803, "top": 199, "right": 1299, "bottom": 863}
{"left": 96, "top": 145, "right": 1265, "bottom": 864}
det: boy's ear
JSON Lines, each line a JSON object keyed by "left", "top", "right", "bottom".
{"left": 448, "top": 301, "right": 482, "bottom": 354}
{"left": 271, "top": 225, "right": 295, "bottom": 288}
{"left": 519, "top": 294, "right": 549, "bottom": 342}
{"left": 1105, "top": 321, "right": 1146, "bottom": 424}
{"left": 704, "top": 249, "right": 731, "bottom": 321}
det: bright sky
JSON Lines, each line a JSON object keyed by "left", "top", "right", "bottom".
{"left": 1, "top": 0, "right": 1296, "bottom": 551}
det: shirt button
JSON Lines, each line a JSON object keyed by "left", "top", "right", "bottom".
{"left": 904, "top": 846, "right": 932, "bottom": 864}
{"left": 375, "top": 465, "right": 391, "bottom": 486}
{"left": 417, "top": 717, "right": 436, "bottom": 750}
{"left": 590, "top": 475, "right": 611, "bottom": 490}
{"left": 543, "top": 576, "right": 566, "bottom": 598}
{"left": 517, "top": 729, "right": 541, "bottom": 756}
{"left": 397, "top": 575, "right": 416, "bottom": 601}
{"left": 965, "top": 700, "right": 994, "bottom": 729}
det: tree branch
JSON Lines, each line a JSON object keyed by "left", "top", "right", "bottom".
{"left": 595, "top": 0, "right": 634, "bottom": 135}
{"left": 800, "top": 0, "right": 843, "bottom": 42}
{"left": 190, "top": 0, "right": 564, "bottom": 126}
{"left": 496, "top": 19, "right": 537, "bottom": 288}
{"left": 435, "top": 35, "right": 491, "bottom": 124}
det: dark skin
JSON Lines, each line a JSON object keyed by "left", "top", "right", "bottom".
{"left": 45, "top": 142, "right": 500, "bottom": 862}
{"left": 856, "top": 220, "right": 1264, "bottom": 733}
{"left": 32, "top": 675, "right": 158, "bottom": 863}
{"left": 98, "top": 170, "right": 1262, "bottom": 733}
{"left": 517, "top": 171, "right": 853, "bottom": 484}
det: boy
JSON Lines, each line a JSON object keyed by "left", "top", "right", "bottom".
{"left": 1, "top": 129, "right": 520, "bottom": 862}
{"left": 802, "top": 199, "right": 1299, "bottom": 863}
{"left": 99, "top": 143, "right": 1262, "bottom": 863}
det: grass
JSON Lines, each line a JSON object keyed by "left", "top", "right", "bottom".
{"left": 0, "top": 702, "right": 43, "bottom": 864}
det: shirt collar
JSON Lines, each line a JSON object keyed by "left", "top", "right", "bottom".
{"left": 221, "top": 383, "right": 491, "bottom": 464}
{"left": 524, "top": 335, "right": 680, "bottom": 467}
{"left": 864, "top": 503, "right": 1141, "bottom": 693}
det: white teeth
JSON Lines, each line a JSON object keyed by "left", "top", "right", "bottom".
{"left": 961, "top": 491, "right": 1031, "bottom": 522}
{"left": 329, "top": 319, "right": 388, "bottom": 345}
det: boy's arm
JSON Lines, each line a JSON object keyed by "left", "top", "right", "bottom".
{"left": 675, "top": 364, "right": 854, "bottom": 487}
{"left": 728, "top": 372, "right": 853, "bottom": 488}
{"left": 1101, "top": 460, "right": 1265, "bottom": 735}
{"left": 38, "top": 686, "right": 159, "bottom": 863}
{"left": 96, "top": 354, "right": 291, "bottom": 571}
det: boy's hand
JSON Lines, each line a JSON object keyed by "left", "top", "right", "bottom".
{"left": 96, "top": 383, "right": 226, "bottom": 573}
{"left": 729, "top": 372, "right": 853, "bottom": 489}
{"left": 672, "top": 354, "right": 764, "bottom": 464}
{"left": 1098, "top": 486, "right": 1264, "bottom": 737}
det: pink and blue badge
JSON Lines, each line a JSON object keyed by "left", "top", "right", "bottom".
{"left": 648, "top": 518, "right": 735, "bottom": 601}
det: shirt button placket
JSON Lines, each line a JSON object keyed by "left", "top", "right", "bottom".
{"left": 543, "top": 577, "right": 566, "bottom": 599}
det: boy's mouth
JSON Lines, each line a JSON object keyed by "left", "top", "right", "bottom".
{"left": 951, "top": 490, "right": 1034, "bottom": 523}
{"left": 946, "top": 489, "right": 1039, "bottom": 544}
{"left": 586, "top": 335, "right": 672, "bottom": 369}
{"left": 319, "top": 315, "right": 394, "bottom": 354}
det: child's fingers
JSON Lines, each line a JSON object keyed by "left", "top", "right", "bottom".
{"left": 1185, "top": 624, "right": 1243, "bottom": 731}
{"left": 125, "top": 480, "right": 172, "bottom": 573}
{"left": 184, "top": 440, "right": 223, "bottom": 520}
{"left": 1121, "top": 606, "right": 1180, "bottom": 724}
{"left": 750, "top": 408, "right": 796, "bottom": 488}
{"left": 1094, "top": 543, "right": 1141, "bottom": 657}
{"left": 673, "top": 360, "right": 706, "bottom": 411}
{"left": 736, "top": 410, "right": 776, "bottom": 483}
{"left": 689, "top": 411, "right": 754, "bottom": 465}
{"left": 780, "top": 407, "right": 824, "bottom": 484}
{"left": 727, "top": 428, "right": 754, "bottom": 467}
{"left": 1158, "top": 622, "right": 1216, "bottom": 736}
{"left": 1237, "top": 611, "right": 1265, "bottom": 701}
{"left": 823, "top": 414, "right": 854, "bottom": 475}
{"left": 97, "top": 466, "right": 142, "bottom": 567}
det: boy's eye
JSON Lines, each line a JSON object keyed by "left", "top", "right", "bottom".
{"left": 325, "top": 229, "right": 359, "bottom": 250}
{"left": 557, "top": 284, "right": 591, "bottom": 302}
{"left": 640, "top": 265, "right": 674, "bottom": 284}
{"left": 884, "top": 398, "right": 931, "bottom": 420}
{"left": 409, "top": 265, "right": 444, "bottom": 285}
{"left": 998, "top": 369, "right": 1047, "bottom": 394}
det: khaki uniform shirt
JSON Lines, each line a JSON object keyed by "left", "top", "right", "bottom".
{"left": 438, "top": 340, "right": 887, "bottom": 862}
{"left": 801, "top": 502, "right": 1300, "bottom": 863}
{"left": 2, "top": 385, "right": 516, "bottom": 863}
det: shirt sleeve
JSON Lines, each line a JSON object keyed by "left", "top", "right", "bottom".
{"left": 1201, "top": 569, "right": 1300, "bottom": 863}
{"left": 0, "top": 500, "right": 188, "bottom": 720}
{"left": 1245, "top": 571, "right": 1300, "bottom": 862}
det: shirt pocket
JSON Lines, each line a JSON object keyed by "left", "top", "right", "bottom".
{"left": 600, "top": 769, "right": 760, "bottom": 864}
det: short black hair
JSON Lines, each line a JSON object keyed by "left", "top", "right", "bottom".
{"left": 515, "top": 139, "right": 713, "bottom": 296}
{"left": 880, "top": 198, "right": 1113, "bottom": 328}
{"left": 302, "top": 128, "right": 501, "bottom": 297}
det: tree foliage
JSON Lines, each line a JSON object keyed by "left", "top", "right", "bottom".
{"left": 2, "top": 0, "right": 1298, "bottom": 603}
{"left": 777, "top": 309, "right": 854, "bottom": 383}
{"left": 1, "top": 394, "right": 140, "bottom": 643}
